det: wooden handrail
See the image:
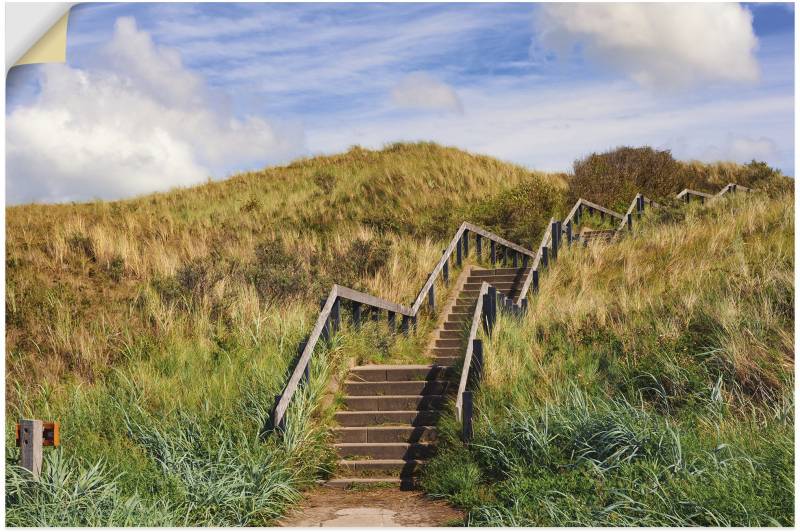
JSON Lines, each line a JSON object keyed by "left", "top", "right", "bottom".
{"left": 275, "top": 221, "right": 538, "bottom": 430}
{"left": 579, "top": 199, "right": 625, "bottom": 220}
{"left": 455, "top": 281, "right": 490, "bottom": 420}
{"left": 274, "top": 182, "right": 752, "bottom": 430}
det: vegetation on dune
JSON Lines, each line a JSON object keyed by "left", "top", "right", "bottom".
{"left": 5, "top": 142, "right": 792, "bottom": 525}
{"left": 422, "top": 191, "right": 794, "bottom": 525}
{"left": 568, "top": 146, "right": 790, "bottom": 210}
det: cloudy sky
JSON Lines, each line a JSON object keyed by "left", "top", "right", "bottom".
{"left": 5, "top": 2, "right": 795, "bottom": 204}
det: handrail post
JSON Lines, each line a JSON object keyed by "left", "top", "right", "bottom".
{"left": 626, "top": 213, "right": 633, "bottom": 230}
{"left": 371, "top": 307, "right": 380, "bottom": 322}
{"left": 541, "top": 246, "right": 548, "bottom": 269}
{"left": 482, "top": 293, "right": 491, "bottom": 333}
{"left": 428, "top": 285, "right": 435, "bottom": 312}
{"left": 512, "top": 250, "right": 518, "bottom": 268}
{"left": 473, "top": 339, "right": 483, "bottom": 380}
{"left": 352, "top": 301, "right": 361, "bottom": 330}
{"left": 456, "top": 239, "right": 462, "bottom": 267}
{"left": 550, "top": 221, "right": 560, "bottom": 262}
{"left": 490, "top": 241, "right": 496, "bottom": 265}
{"left": 331, "top": 298, "right": 340, "bottom": 334}
{"left": 320, "top": 298, "right": 330, "bottom": 343}
{"left": 401, "top": 315, "right": 410, "bottom": 335}
{"left": 575, "top": 205, "right": 581, "bottom": 226}
{"left": 461, "top": 391, "right": 473, "bottom": 442}
{"left": 476, "top": 234, "right": 482, "bottom": 258}
{"left": 521, "top": 298, "right": 528, "bottom": 313}
{"left": 463, "top": 230, "right": 469, "bottom": 257}
{"left": 522, "top": 255, "right": 529, "bottom": 268}
{"left": 443, "top": 258, "right": 449, "bottom": 283}
{"left": 532, "top": 269, "right": 539, "bottom": 294}
{"left": 487, "top": 286, "right": 496, "bottom": 331}
{"left": 388, "top": 311, "right": 396, "bottom": 331}
{"left": 566, "top": 222, "right": 572, "bottom": 246}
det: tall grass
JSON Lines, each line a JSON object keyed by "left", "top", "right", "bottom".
{"left": 422, "top": 191, "right": 794, "bottom": 525}
{"left": 6, "top": 142, "right": 790, "bottom": 525}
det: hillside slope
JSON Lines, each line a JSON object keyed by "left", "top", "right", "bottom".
{"left": 422, "top": 191, "right": 794, "bottom": 525}
{"left": 5, "top": 143, "right": 791, "bottom": 525}
{"left": 6, "top": 142, "right": 566, "bottom": 525}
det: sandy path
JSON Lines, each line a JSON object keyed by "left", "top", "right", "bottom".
{"left": 279, "top": 487, "right": 464, "bottom": 527}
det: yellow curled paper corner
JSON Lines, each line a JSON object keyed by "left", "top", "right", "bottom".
{"left": 14, "top": 9, "right": 71, "bottom": 67}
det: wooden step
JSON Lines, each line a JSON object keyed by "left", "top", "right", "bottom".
{"left": 431, "top": 346, "right": 461, "bottom": 357}
{"left": 343, "top": 395, "right": 446, "bottom": 411}
{"left": 335, "top": 410, "right": 442, "bottom": 427}
{"left": 335, "top": 442, "right": 436, "bottom": 460}
{"left": 442, "top": 321, "right": 467, "bottom": 331}
{"left": 349, "top": 365, "right": 453, "bottom": 382}
{"left": 334, "top": 425, "right": 438, "bottom": 444}
{"left": 344, "top": 380, "right": 451, "bottom": 396}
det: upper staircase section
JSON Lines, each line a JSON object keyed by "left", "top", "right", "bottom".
{"left": 272, "top": 182, "right": 752, "bottom": 431}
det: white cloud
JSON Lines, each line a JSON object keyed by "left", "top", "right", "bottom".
{"left": 391, "top": 73, "right": 463, "bottom": 113}
{"left": 697, "top": 135, "right": 779, "bottom": 164}
{"left": 534, "top": 4, "right": 760, "bottom": 89}
{"left": 6, "top": 17, "right": 303, "bottom": 204}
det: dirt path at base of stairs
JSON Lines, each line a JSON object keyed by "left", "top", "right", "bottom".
{"left": 279, "top": 487, "right": 465, "bottom": 527}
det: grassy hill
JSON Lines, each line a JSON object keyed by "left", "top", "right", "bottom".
{"left": 422, "top": 191, "right": 794, "bottom": 525}
{"left": 5, "top": 142, "right": 792, "bottom": 525}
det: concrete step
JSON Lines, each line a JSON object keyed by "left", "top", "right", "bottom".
{"left": 434, "top": 338, "right": 462, "bottom": 348}
{"left": 437, "top": 329, "right": 464, "bottom": 340}
{"left": 335, "top": 410, "right": 442, "bottom": 427}
{"left": 337, "top": 459, "right": 426, "bottom": 477}
{"left": 466, "top": 272, "right": 528, "bottom": 283}
{"left": 344, "top": 380, "right": 451, "bottom": 396}
{"left": 349, "top": 365, "right": 454, "bottom": 382}
{"left": 464, "top": 281, "right": 517, "bottom": 291}
{"left": 335, "top": 442, "right": 436, "bottom": 460}
{"left": 431, "top": 346, "right": 461, "bottom": 357}
{"left": 334, "top": 425, "right": 438, "bottom": 444}
{"left": 469, "top": 268, "right": 530, "bottom": 277}
{"left": 445, "top": 311, "right": 472, "bottom": 321}
{"left": 324, "top": 477, "right": 416, "bottom": 489}
{"left": 432, "top": 356, "right": 461, "bottom": 366}
{"left": 343, "top": 395, "right": 446, "bottom": 411}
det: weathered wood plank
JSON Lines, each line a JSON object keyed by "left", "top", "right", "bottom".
{"left": 578, "top": 199, "right": 625, "bottom": 220}
{"left": 335, "top": 285, "right": 412, "bottom": 315}
{"left": 273, "top": 286, "right": 339, "bottom": 428}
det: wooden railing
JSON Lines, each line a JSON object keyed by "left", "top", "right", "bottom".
{"left": 456, "top": 182, "right": 752, "bottom": 440}
{"left": 272, "top": 182, "right": 750, "bottom": 432}
{"left": 271, "top": 222, "right": 537, "bottom": 430}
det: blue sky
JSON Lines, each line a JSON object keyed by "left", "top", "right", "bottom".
{"left": 5, "top": 2, "right": 795, "bottom": 204}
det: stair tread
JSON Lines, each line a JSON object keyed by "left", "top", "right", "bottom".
{"left": 335, "top": 442, "right": 434, "bottom": 448}
{"left": 352, "top": 364, "right": 444, "bottom": 370}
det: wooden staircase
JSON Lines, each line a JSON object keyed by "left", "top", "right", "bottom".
{"left": 327, "top": 266, "right": 530, "bottom": 489}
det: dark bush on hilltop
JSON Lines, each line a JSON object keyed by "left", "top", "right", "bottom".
{"left": 569, "top": 146, "right": 790, "bottom": 210}
{"left": 569, "top": 147, "right": 686, "bottom": 210}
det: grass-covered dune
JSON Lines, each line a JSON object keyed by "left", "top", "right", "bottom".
{"left": 5, "top": 141, "right": 792, "bottom": 525}
{"left": 422, "top": 190, "right": 794, "bottom": 526}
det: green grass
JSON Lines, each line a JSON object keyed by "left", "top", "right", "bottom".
{"left": 5, "top": 142, "right": 792, "bottom": 525}
{"left": 421, "top": 192, "right": 794, "bottom": 526}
